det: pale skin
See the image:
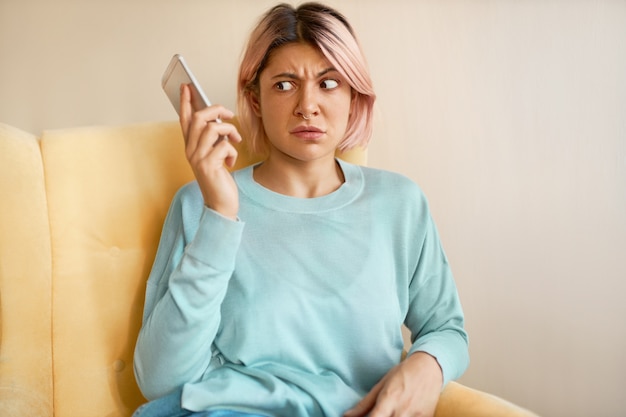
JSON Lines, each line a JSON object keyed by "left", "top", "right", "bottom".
{"left": 179, "top": 42, "right": 443, "bottom": 417}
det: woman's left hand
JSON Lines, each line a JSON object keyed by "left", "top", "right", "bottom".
{"left": 344, "top": 352, "right": 443, "bottom": 417}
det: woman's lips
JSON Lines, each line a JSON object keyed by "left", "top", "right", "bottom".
{"left": 290, "top": 125, "right": 325, "bottom": 140}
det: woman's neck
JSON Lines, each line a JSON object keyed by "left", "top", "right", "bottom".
{"left": 252, "top": 155, "right": 345, "bottom": 198}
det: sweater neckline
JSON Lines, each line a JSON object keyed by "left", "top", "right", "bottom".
{"left": 234, "top": 159, "right": 363, "bottom": 214}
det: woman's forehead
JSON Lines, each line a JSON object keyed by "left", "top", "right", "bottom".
{"left": 262, "top": 43, "right": 333, "bottom": 77}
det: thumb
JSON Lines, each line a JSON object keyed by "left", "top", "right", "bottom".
{"left": 179, "top": 84, "right": 192, "bottom": 140}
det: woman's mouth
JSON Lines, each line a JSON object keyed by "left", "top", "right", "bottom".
{"left": 290, "top": 125, "right": 325, "bottom": 140}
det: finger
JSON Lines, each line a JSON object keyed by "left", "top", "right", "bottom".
{"left": 193, "top": 104, "right": 235, "bottom": 125}
{"left": 188, "top": 123, "right": 242, "bottom": 167}
{"left": 344, "top": 380, "right": 384, "bottom": 417}
{"left": 221, "top": 122, "right": 243, "bottom": 144}
{"left": 367, "top": 395, "right": 396, "bottom": 417}
{"left": 179, "top": 84, "right": 193, "bottom": 141}
{"left": 185, "top": 109, "right": 238, "bottom": 161}
{"left": 216, "top": 139, "right": 239, "bottom": 169}
{"left": 187, "top": 105, "right": 236, "bottom": 140}
{"left": 208, "top": 119, "right": 243, "bottom": 146}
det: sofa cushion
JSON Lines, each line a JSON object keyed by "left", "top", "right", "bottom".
{"left": 0, "top": 123, "right": 53, "bottom": 417}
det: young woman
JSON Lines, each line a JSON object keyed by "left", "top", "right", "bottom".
{"left": 133, "top": 3, "right": 469, "bottom": 417}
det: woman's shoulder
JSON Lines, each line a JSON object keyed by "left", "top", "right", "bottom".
{"left": 357, "top": 164, "right": 425, "bottom": 197}
{"left": 168, "top": 180, "right": 204, "bottom": 219}
{"left": 344, "top": 163, "right": 431, "bottom": 220}
{"left": 174, "top": 180, "right": 202, "bottom": 202}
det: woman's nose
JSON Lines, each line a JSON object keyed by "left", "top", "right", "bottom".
{"left": 294, "top": 84, "right": 320, "bottom": 119}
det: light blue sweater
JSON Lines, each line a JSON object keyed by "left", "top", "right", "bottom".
{"left": 134, "top": 159, "right": 469, "bottom": 416}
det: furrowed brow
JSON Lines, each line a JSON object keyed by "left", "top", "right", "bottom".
{"left": 317, "top": 67, "right": 337, "bottom": 77}
{"left": 271, "top": 72, "right": 299, "bottom": 80}
{"left": 271, "top": 68, "right": 337, "bottom": 80}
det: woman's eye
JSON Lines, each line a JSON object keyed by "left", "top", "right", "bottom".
{"left": 321, "top": 79, "right": 339, "bottom": 89}
{"left": 275, "top": 81, "right": 294, "bottom": 91}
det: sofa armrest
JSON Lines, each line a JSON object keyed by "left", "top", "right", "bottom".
{"left": 436, "top": 382, "right": 540, "bottom": 417}
{"left": 0, "top": 123, "right": 53, "bottom": 416}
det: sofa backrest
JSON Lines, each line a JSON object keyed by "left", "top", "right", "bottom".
{"left": 41, "top": 121, "right": 195, "bottom": 416}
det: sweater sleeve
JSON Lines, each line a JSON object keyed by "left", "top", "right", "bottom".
{"left": 133, "top": 186, "right": 245, "bottom": 399}
{"left": 404, "top": 211, "right": 469, "bottom": 388}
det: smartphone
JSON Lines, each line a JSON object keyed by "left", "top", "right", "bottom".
{"left": 161, "top": 54, "right": 211, "bottom": 115}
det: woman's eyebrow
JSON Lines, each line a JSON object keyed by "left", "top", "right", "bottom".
{"left": 271, "top": 67, "right": 338, "bottom": 80}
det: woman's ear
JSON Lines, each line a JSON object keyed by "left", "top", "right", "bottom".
{"left": 249, "top": 91, "right": 262, "bottom": 117}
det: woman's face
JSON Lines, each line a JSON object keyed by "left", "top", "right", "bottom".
{"left": 253, "top": 42, "right": 353, "bottom": 163}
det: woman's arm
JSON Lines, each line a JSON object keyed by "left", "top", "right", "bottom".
{"left": 135, "top": 83, "right": 246, "bottom": 399}
{"left": 403, "top": 213, "right": 469, "bottom": 386}
{"left": 133, "top": 191, "right": 244, "bottom": 399}
{"left": 346, "top": 202, "right": 469, "bottom": 417}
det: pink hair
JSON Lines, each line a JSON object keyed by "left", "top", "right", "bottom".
{"left": 237, "top": 2, "right": 376, "bottom": 155}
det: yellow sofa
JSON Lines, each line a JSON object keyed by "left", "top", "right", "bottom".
{"left": 0, "top": 121, "right": 538, "bottom": 417}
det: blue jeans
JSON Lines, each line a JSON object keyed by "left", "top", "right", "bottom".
{"left": 132, "top": 387, "right": 269, "bottom": 417}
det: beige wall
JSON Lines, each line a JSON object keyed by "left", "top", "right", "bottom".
{"left": 2, "top": 0, "right": 625, "bottom": 415}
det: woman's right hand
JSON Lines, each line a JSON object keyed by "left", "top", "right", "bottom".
{"left": 179, "top": 84, "right": 243, "bottom": 220}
